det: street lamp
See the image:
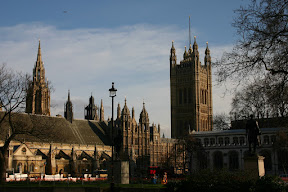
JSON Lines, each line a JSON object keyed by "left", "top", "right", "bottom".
{"left": 109, "top": 82, "right": 117, "bottom": 190}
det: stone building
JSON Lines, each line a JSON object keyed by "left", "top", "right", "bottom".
{"left": 26, "top": 40, "right": 50, "bottom": 116}
{"left": 1, "top": 40, "right": 178, "bottom": 177}
{"left": 170, "top": 38, "right": 213, "bottom": 138}
{"left": 189, "top": 128, "right": 287, "bottom": 175}
{"left": 112, "top": 98, "right": 177, "bottom": 175}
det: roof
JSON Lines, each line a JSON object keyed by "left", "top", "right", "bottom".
{"left": 0, "top": 112, "right": 111, "bottom": 146}
{"left": 191, "top": 127, "right": 287, "bottom": 137}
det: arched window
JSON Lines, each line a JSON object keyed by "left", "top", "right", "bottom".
{"left": 264, "top": 136, "right": 270, "bottom": 144}
{"left": 213, "top": 151, "right": 223, "bottom": 169}
{"left": 233, "top": 137, "right": 239, "bottom": 145}
{"left": 218, "top": 138, "right": 224, "bottom": 145}
{"left": 30, "top": 163, "right": 35, "bottom": 172}
{"left": 229, "top": 151, "right": 239, "bottom": 170}
{"left": 224, "top": 137, "right": 230, "bottom": 145}
{"left": 210, "top": 138, "right": 215, "bottom": 146}
{"left": 239, "top": 137, "right": 245, "bottom": 145}
{"left": 204, "top": 138, "right": 209, "bottom": 146}
{"left": 17, "top": 163, "right": 22, "bottom": 173}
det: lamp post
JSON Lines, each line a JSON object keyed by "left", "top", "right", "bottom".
{"left": 109, "top": 82, "right": 117, "bottom": 189}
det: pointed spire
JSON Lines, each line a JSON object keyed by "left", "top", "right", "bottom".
{"left": 205, "top": 41, "right": 211, "bottom": 65}
{"left": 68, "top": 90, "right": 71, "bottom": 101}
{"left": 183, "top": 46, "right": 188, "bottom": 59}
{"left": 171, "top": 40, "right": 175, "bottom": 49}
{"left": 205, "top": 41, "right": 210, "bottom": 55}
{"left": 162, "top": 133, "right": 165, "bottom": 138}
{"left": 37, "top": 39, "right": 42, "bottom": 63}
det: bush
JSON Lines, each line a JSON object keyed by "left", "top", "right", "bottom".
{"left": 166, "top": 170, "right": 285, "bottom": 192}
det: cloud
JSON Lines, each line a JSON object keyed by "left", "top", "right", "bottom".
{"left": 0, "top": 23, "right": 233, "bottom": 138}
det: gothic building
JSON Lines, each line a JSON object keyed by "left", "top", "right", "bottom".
{"left": 26, "top": 40, "right": 50, "bottom": 116}
{"left": 170, "top": 37, "right": 213, "bottom": 139}
{"left": 113, "top": 99, "right": 167, "bottom": 171}
{"left": 2, "top": 40, "right": 184, "bottom": 178}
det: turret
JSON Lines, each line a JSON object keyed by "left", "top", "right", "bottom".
{"left": 139, "top": 101, "right": 149, "bottom": 131}
{"left": 204, "top": 42, "right": 211, "bottom": 66}
{"left": 170, "top": 41, "right": 177, "bottom": 72}
{"left": 183, "top": 46, "right": 188, "bottom": 60}
{"left": 100, "top": 99, "right": 104, "bottom": 122}
{"left": 193, "top": 36, "right": 199, "bottom": 57}
{"left": 117, "top": 103, "right": 121, "bottom": 119}
{"left": 64, "top": 90, "right": 73, "bottom": 123}
{"left": 188, "top": 44, "right": 193, "bottom": 55}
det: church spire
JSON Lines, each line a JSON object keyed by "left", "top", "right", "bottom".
{"left": 68, "top": 89, "right": 71, "bottom": 101}
{"left": 64, "top": 89, "right": 73, "bottom": 123}
{"left": 36, "top": 39, "right": 42, "bottom": 65}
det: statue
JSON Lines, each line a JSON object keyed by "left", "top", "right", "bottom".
{"left": 246, "top": 115, "right": 261, "bottom": 154}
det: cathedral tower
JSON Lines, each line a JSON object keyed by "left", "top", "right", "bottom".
{"left": 26, "top": 40, "right": 50, "bottom": 116}
{"left": 170, "top": 34, "right": 213, "bottom": 138}
{"left": 64, "top": 90, "right": 73, "bottom": 123}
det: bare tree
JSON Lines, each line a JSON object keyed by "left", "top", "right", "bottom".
{"left": 216, "top": 0, "right": 288, "bottom": 85}
{"left": 230, "top": 76, "right": 288, "bottom": 121}
{"left": 213, "top": 113, "right": 230, "bottom": 131}
{"left": 0, "top": 64, "right": 56, "bottom": 183}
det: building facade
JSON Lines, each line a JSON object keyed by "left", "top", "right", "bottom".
{"left": 188, "top": 128, "right": 288, "bottom": 175}
{"left": 170, "top": 38, "right": 213, "bottom": 139}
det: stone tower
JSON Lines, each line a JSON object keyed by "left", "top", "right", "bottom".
{"left": 85, "top": 95, "right": 99, "bottom": 121}
{"left": 170, "top": 37, "right": 213, "bottom": 139}
{"left": 26, "top": 40, "right": 50, "bottom": 116}
{"left": 64, "top": 90, "right": 73, "bottom": 123}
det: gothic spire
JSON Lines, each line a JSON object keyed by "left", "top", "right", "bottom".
{"left": 36, "top": 39, "right": 43, "bottom": 67}
{"left": 68, "top": 89, "right": 71, "bottom": 101}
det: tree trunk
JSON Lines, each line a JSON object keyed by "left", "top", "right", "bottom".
{"left": 0, "top": 148, "right": 7, "bottom": 184}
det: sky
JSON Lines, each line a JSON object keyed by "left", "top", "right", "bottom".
{"left": 0, "top": 0, "right": 249, "bottom": 138}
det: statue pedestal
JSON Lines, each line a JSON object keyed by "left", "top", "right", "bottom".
{"left": 244, "top": 155, "right": 265, "bottom": 178}
{"left": 108, "top": 160, "right": 129, "bottom": 184}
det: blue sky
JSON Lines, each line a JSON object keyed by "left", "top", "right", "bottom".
{"left": 0, "top": 0, "right": 249, "bottom": 137}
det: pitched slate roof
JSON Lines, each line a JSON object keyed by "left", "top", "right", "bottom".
{"left": 0, "top": 112, "right": 111, "bottom": 146}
